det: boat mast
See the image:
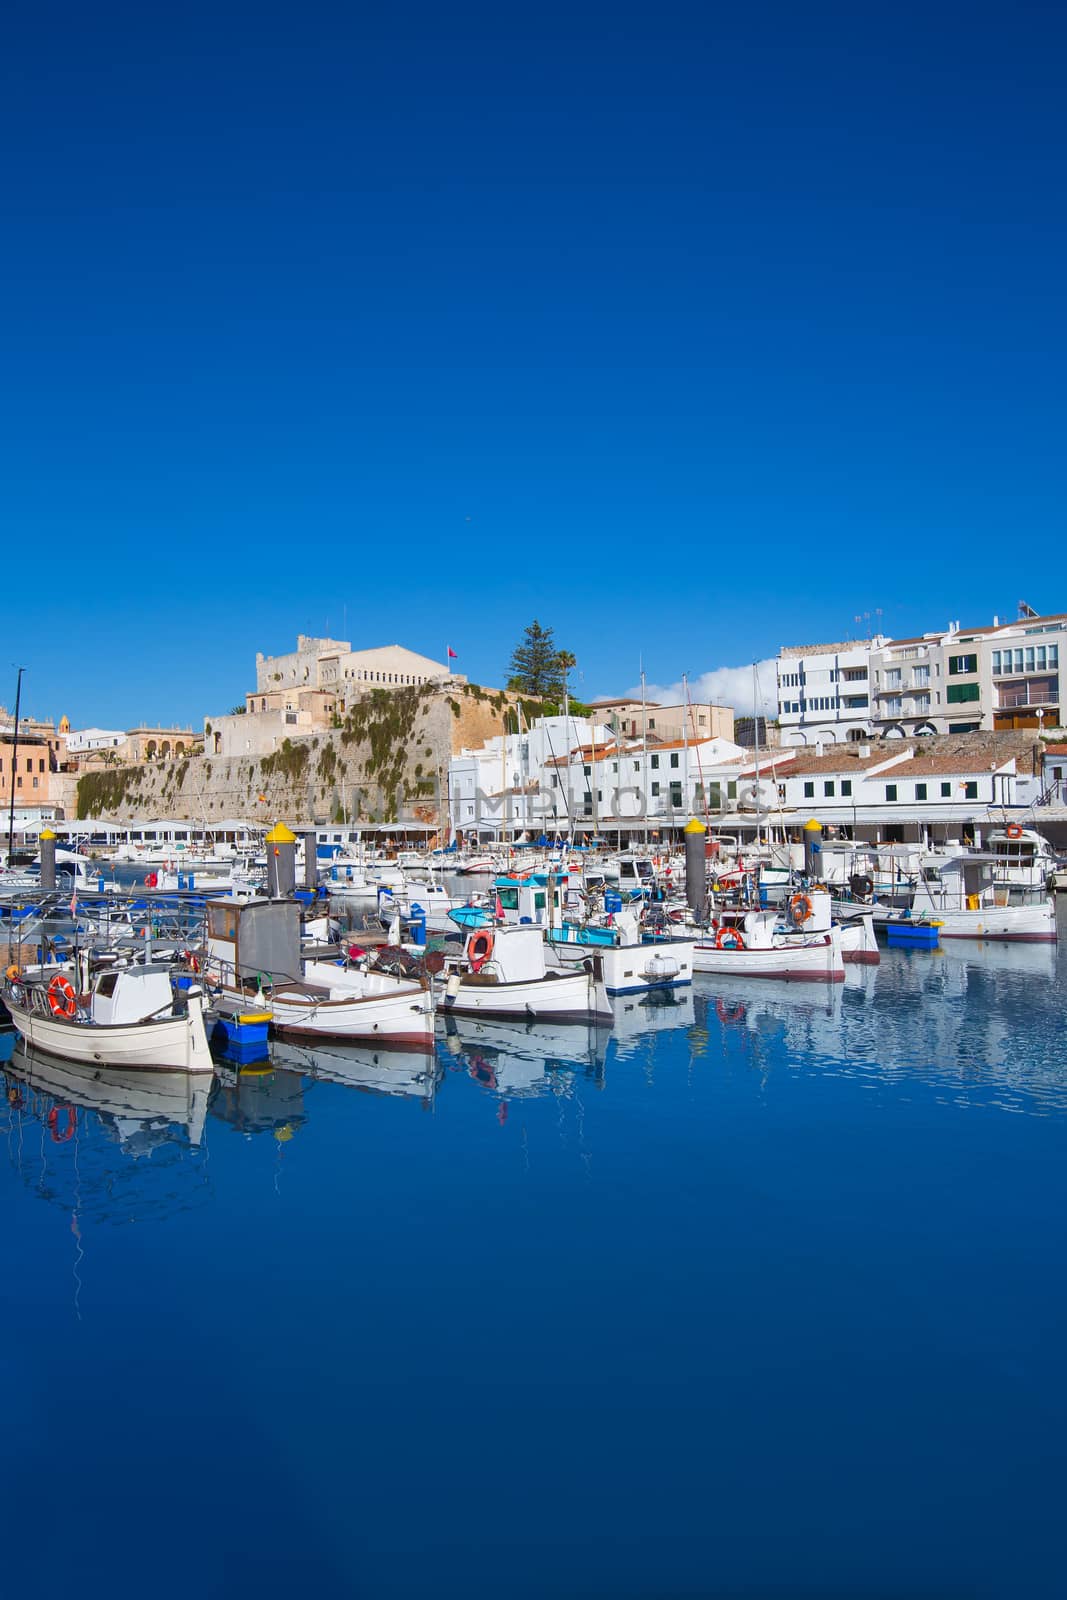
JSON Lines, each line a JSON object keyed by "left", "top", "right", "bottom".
{"left": 641, "top": 661, "right": 649, "bottom": 849}
{"left": 7, "top": 666, "right": 25, "bottom": 863}
{"left": 752, "top": 660, "right": 762, "bottom": 858}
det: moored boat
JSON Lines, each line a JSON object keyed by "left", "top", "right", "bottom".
{"left": 2, "top": 963, "right": 212, "bottom": 1072}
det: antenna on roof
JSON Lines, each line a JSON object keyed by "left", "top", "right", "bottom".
{"left": 1018, "top": 600, "right": 1039, "bottom": 619}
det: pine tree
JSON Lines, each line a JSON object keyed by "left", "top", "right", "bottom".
{"left": 507, "top": 621, "right": 569, "bottom": 699}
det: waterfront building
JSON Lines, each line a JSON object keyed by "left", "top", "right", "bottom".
{"left": 777, "top": 609, "right": 1067, "bottom": 746}
{"left": 207, "top": 634, "right": 464, "bottom": 759}
{"left": 588, "top": 698, "right": 735, "bottom": 744}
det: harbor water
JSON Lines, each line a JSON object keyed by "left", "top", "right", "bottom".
{"left": 3, "top": 908, "right": 1066, "bottom": 1597}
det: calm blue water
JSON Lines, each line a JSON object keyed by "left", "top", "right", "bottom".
{"left": 3, "top": 915, "right": 1066, "bottom": 1599}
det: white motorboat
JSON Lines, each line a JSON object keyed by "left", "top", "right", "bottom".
{"left": 441, "top": 923, "right": 613, "bottom": 1021}
{"left": 545, "top": 908, "right": 698, "bottom": 995}
{"left": 3, "top": 963, "right": 212, "bottom": 1072}
{"left": 693, "top": 890, "right": 845, "bottom": 982}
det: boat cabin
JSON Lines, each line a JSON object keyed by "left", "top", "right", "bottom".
{"left": 91, "top": 964, "right": 176, "bottom": 1026}
{"left": 206, "top": 897, "right": 302, "bottom": 987}
{"left": 492, "top": 874, "right": 565, "bottom": 927}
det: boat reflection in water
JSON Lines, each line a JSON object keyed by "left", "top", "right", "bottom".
{"left": 695, "top": 936, "right": 1065, "bottom": 1115}
{"left": 440, "top": 1012, "right": 610, "bottom": 1098}
{"left": 210, "top": 1061, "right": 308, "bottom": 1138}
{"left": 1, "top": 1038, "right": 212, "bottom": 1225}
{"left": 270, "top": 1037, "right": 443, "bottom": 1105}
{"left": 610, "top": 986, "right": 696, "bottom": 1059}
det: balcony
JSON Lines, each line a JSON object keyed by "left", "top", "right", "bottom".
{"left": 996, "top": 691, "right": 1058, "bottom": 710}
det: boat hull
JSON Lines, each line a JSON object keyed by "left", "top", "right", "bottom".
{"left": 268, "top": 985, "right": 435, "bottom": 1050}
{"left": 692, "top": 934, "right": 845, "bottom": 982}
{"left": 441, "top": 969, "right": 611, "bottom": 1022}
{"left": 932, "top": 904, "right": 1057, "bottom": 942}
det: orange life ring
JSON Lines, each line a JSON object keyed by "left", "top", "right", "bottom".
{"left": 715, "top": 925, "right": 746, "bottom": 951}
{"left": 1006, "top": 824, "right": 1023, "bottom": 839}
{"left": 467, "top": 930, "right": 495, "bottom": 973}
{"left": 47, "top": 974, "right": 78, "bottom": 1018}
{"left": 789, "top": 892, "right": 814, "bottom": 926}
{"left": 47, "top": 1104, "right": 76, "bottom": 1143}
{"left": 144, "top": 873, "right": 158, "bottom": 888}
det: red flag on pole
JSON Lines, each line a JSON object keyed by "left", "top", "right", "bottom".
{"left": 447, "top": 646, "right": 458, "bottom": 659}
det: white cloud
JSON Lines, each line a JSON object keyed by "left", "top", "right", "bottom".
{"left": 608, "top": 659, "right": 777, "bottom": 718}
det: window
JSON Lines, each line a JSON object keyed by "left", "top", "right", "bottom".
{"left": 648, "top": 718, "right": 655, "bottom": 730}
{"left": 886, "top": 669, "right": 902, "bottom": 688}
{"left": 824, "top": 781, "right": 835, "bottom": 797}
{"left": 841, "top": 780, "right": 852, "bottom": 796}
{"left": 650, "top": 754, "right": 659, "bottom": 769}
{"left": 1025, "top": 647, "right": 1035, "bottom": 671}
{"left": 948, "top": 654, "right": 978, "bottom": 675}
{"left": 583, "top": 765, "right": 591, "bottom": 776}
{"left": 1050, "top": 645, "right": 1059, "bottom": 667}
{"left": 947, "top": 682, "right": 980, "bottom": 704}
{"left": 886, "top": 784, "right": 897, "bottom": 802}
{"left": 651, "top": 782, "right": 660, "bottom": 797}
{"left": 728, "top": 781, "right": 737, "bottom": 799}
{"left": 670, "top": 782, "right": 682, "bottom": 807}
{"left": 941, "top": 782, "right": 951, "bottom": 797}
{"left": 885, "top": 697, "right": 902, "bottom": 714}
{"left": 912, "top": 666, "right": 929, "bottom": 686}
{"left": 803, "top": 781, "right": 815, "bottom": 798}
{"left": 670, "top": 753, "right": 679, "bottom": 768}
{"left": 948, "top": 722, "right": 980, "bottom": 734}
{"left": 916, "top": 783, "right": 927, "bottom": 800}
{"left": 964, "top": 781, "right": 978, "bottom": 800}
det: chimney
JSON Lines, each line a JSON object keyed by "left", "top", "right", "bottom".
{"left": 859, "top": 744, "right": 871, "bottom": 759}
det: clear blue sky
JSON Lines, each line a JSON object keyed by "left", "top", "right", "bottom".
{"left": 4, "top": 1, "right": 1065, "bottom": 726}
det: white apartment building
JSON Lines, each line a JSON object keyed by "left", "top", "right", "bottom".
{"left": 776, "top": 639, "right": 881, "bottom": 745}
{"left": 778, "top": 611, "right": 1067, "bottom": 746}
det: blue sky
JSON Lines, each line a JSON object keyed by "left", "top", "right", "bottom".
{"left": 4, "top": 1, "right": 1065, "bottom": 727}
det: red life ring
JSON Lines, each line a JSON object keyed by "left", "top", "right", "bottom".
{"left": 715, "top": 925, "right": 746, "bottom": 951}
{"left": 467, "top": 930, "right": 495, "bottom": 973}
{"left": 47, "top": 974, "right": 78, "bottom": 1018}
{"left": 47, "top": 1104, "right": 76, "bottom": 1143}
{"left": 716, "top": 998, "right": 746, "bottom": 1025}
{"left": 1006, "top": 824, "right": 1023, "bottom": 840}
{"left": 144, "top": 873, "right": 158, "bottom": 889}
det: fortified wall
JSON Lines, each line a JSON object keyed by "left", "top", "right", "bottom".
{"left": 73, "top": 683, "right": 516, "bottom": 825}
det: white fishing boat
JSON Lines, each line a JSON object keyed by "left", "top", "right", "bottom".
{"left": 203, "top": 894, "right": 435, "bottom": 1049}
{"left": 2, "top": 963, "right": 212, "bottom": 1071}
{"left": 441, "top": 923, "right": 613, "bottom": 1021}
{"left": 268, "top": 960, "right": 435, "bottom": 1049}
{"left": 693, "top": 890, "right": 845, "bottom": 982}
{"left": 908, "top": 853, "right": 1057, "bottom": 942}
